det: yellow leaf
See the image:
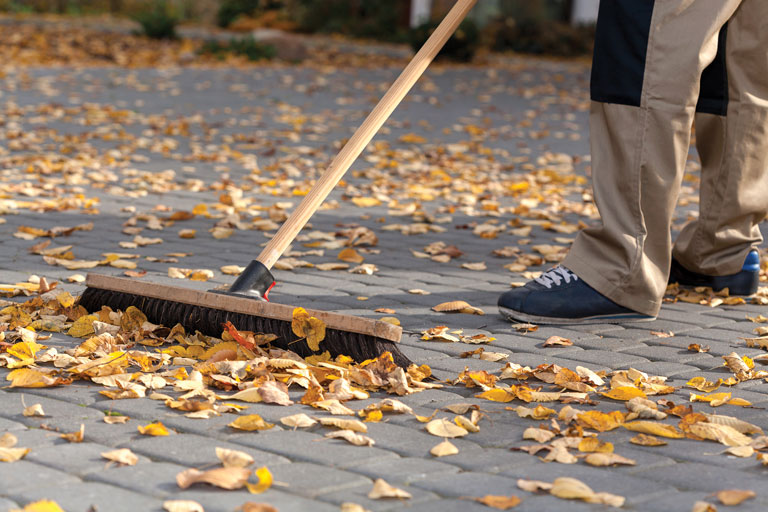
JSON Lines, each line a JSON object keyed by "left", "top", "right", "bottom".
{"left": 56, "top": 291, "right": 75, "bottom": 308}
{"left": 578, "top": 437, "right": 614, "bottom": 453}
{"left": 601, "top": 386, "right": 646, "bottom": 401}
{"left": 0, "top": 446, "right": 30, "bottom": 462}
{"left": 576, "top": 411, "right": 624, "bottom": 432}
{"left": 228, "top": 415, "right": 275, "bottom": 431}
{"left": 6, "top": 368, "right": 68, "bottom": 388}
{"left": 727, "top": 398, "right": 752, "bottom": 407}
{"left": 351, "top": 197, "right": 381, "bottom": 208}
{"left": 67, "top": 315, "right": 98, "bottom": 338}
{"left": 475, "top": 388, "right": 516, "bottom": 402}
{"left": 291, "top": 307, "right": 325, "bottom": 351}
{"left": 7, "top": 340, "right": 46, "bottom": 361}
{"left": 622, "top": 421, "right": 684, "bottom": 438}
{"left": 686, "top": 376, "right": 722, "bottom": 393}
{"left": 362, "top": 410, "right": 383, "bottom": 423}
{"left": 629, "top": 433, "right": 667, "bottom": 446}
{"left": 246, "top": 467, "right": 273, "bottom": 494}
{"left": 12, "top": 500, "right": 65, "bottom": 512}
{"left": 584, "top": 453, "right": 636, "bottom": 467}
{"left": 690, "top": 392, "right": 731, "bottom": 405}
{"left": 137, "top": 421, "right": 170, "bottom": 436}
{"left": 319, "top": 417, "right": 368, "bottom": 433}
{"left": 121, "top": 306, "right": 147, "bottom": 332}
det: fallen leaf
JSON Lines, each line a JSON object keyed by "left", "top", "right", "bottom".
{"left": 584, "top": 453, "right": 636, "bottom": 467}
{"left": 137, "top": 421, "right": 170, "bottom": 436}
{"left": 543, "top": 336, "right": 572, "bottom": 347}
{"left": 163, "top": 500, "right": 205, "bottom": 512}
{"left": 216, "top": 447, "right": 254, "bottom": 468}
{"left": 716, "top": 489, "right": 755, "bottom": 506}
{"left": 228, "top": 415, "right": 275, "bottom": 431}
{"left": 22, "top": 403, "right": 45, "bottom": 417}
{"left": 0, "top": 446, "right": 30, "bottom": 462}
{"left": 516, "top": 479, "right": 553, "bottom": 493}
{"left": 238, "top": 504, "right": 279, "bottom": 512}
{"left": 431, "top": 301, "right": 484, "bottom": 315}
{"left": 425, "top": 418, "right": 469, "bottom": 438}
{"left": 471, "top": 495, "right": 521, "bottom": 510}
{"left": 629, "top": 433, "right": 667, "bottom": 446}
{"left": 325, "top": 430, "right": 375, "bottom": 446}
{"left": 246, "top": 467, "right": 273, "bottom": 494}
{"left": 60, "top": 424, "right": 84, "bottom": 443}
{"left": 368, "top": 478, "right": 412, "bottom": 500}
{"left": 280, "top": 414, "right": 318, "bottom": 429}
{"left": 430, "top": 440, "right": 459, "bottom": 457}
{"left": 101, "top": 448, "right": 138, "bottom": 466}
{"left": 622, "top": 421, "right": 684, "bottom": 438}
{"left": 176, "top": 467, "right": 251, "bottom": 490}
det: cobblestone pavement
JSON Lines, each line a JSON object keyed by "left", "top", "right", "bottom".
{"left": 0, "top": 54, "right": 766, "bottom": 512}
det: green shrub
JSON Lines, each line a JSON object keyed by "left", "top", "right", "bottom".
{"left": 289, "top": 0, "right": 409, "bottom": 43}
{"left": 217, "top": 0, "right": 259, "bottom": 28}
{"left": 200, "top": 36, "right": 276, "bottom": 61}
{"left": 492, "top": 18, "right": 594, "bottom": 57}
{"left": 133, "top": 1, "right": 179, "bottom": 39}
{"left": 408, "top": 19, "right": 480, "bottom": 62}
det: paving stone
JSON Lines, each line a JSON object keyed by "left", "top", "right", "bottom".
{"left": 86, "top": 460, "right": 188, "bottom": 497}
{"left": 411, "top": 472, "right": 523, "bottom": 499}
{"left": 348, "top": 456, "right": 460, "bottom": 484}
{"left": 499, "top": 462, "right": 677, "bottom": 505}
{"left": 164, "top": 488, "right": 340, "bottom": 512}
{"left": 362, "top": 421, "right": 483, "bottom": 457}
{"left": 0, "top": 460, "right": 81, "bottom": 496}
{"left": 122, "top": 432, "right": 291, "bottom": 468}
{"left": 550, "top": 348, "right": 651, "bottom": 369}
{"left": 404, "top": 498, "right": 494, "bottom": 512}
{"left": 0, "top": 497, "right": 21, "bottom": 511}
{"left": 640, "top": 491, "right": 768, "bottom": 512}
{"left": 230, "top": 429, "right": 399, "bottom": 469}
{"left": 13, "top": 481, "right": 162, "bottom": 512}
{"left": 632, "top": 461, "right": 768, "bottom": 493}
{"left": 24, "top": 441, "right": 152, "bottom": 477}
{"left": 268, "top": 462, "right": 371, "bottom": 498}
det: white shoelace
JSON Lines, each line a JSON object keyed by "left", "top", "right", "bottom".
{"left": 534, "top": 266, "right": 578, "bottom": 289}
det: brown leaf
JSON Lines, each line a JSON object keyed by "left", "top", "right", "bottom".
{"left": 368, "top": 478, "right": 412, "bottom": 500}
{"left": 471, "top": 495, "right": 521, "bottom": 510}
{"left": 542, "top": 336, "right": 572, "bottom": 347}
{"left": 324, "top": 430, "right": 375, "bottom": 446}
{"left": 176, "top": 467, "right": 251, "bottom": 490}
{"left": 215, "top": 447, "right": 254, "bottom": 468}
{"left": 584, "top": 453, "right": 636, "bottom": 467}
{"left": 716, "top": 489, "right": 755, "bottom": 506}
{"left": 163, "top": 500, "right": 205, "bottom": 512}
{"left": 430, "top": 440, "right": 459, "bottom": 457}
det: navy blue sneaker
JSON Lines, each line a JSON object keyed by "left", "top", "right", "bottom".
{"left": 669, "top": 250, "right": 760, "bottom": 296}
{"left": 498, "top": 266, "right": 656, "bottom": 325}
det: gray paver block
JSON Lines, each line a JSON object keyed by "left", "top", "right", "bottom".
{"left": 363, "top": 421, "right": 482, "bottom": 458}
{"left": 24, "top": 441, "right": 152, "bottom": 477}
{"left": 632, "top": 461, "right": 768, "bottom": 494}
{"left": 0, "top": 460, "right": 81, "bottom": 496}
{"left": 121, "top": 432, "right": 291, "bottom": 468}
{"left": 230, "top": 429, "right": 399, "bottom": 469}
{"left": 268, "top": 462, "right": 371, "bottom": 498}
{"left": 13, "top": 481, "right": 162, "bottom": 512}
{"left": 349, "top": 456, "right": 461, "bottom": 484}
{"left": 86, "top": 460, "right": 188, "bottom": 497}
{"left": 165, "top": 488, "right": 340, "bottom": 512}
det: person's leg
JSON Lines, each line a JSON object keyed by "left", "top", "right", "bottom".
{"left": 560, "top": 0, "right": 742, "bottom": 317}
{"left": 672, "top": 1, "right": 768, "bottom": 284}
{"left": 499, "top": 0, "right": 742, "bottom": 323}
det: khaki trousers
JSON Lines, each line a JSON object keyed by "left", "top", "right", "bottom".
{"left": 562, "top": 0, "right": 768, "bottom": 316}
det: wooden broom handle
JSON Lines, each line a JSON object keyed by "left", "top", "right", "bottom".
{"left": 257, "top": 0, "right": 478, "bottom": 269}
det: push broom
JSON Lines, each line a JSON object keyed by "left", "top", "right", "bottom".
{"left": 79, "top": 0, "right": 478, "bottom": 367}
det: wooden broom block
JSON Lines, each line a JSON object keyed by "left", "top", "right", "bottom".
{"left": 84, "top": 274, "right": 402, "bottom": 343}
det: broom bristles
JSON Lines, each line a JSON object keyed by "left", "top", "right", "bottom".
{"left": 78, "top": 286, "right": 412, "bottom": 367}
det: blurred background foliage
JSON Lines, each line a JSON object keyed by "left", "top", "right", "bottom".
{"left": 0, "top": 0, "right": 595, "bottom": 58}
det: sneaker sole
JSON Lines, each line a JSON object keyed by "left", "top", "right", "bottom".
{"left": 498, "top": 307, "right": 656, "bottom": 325}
